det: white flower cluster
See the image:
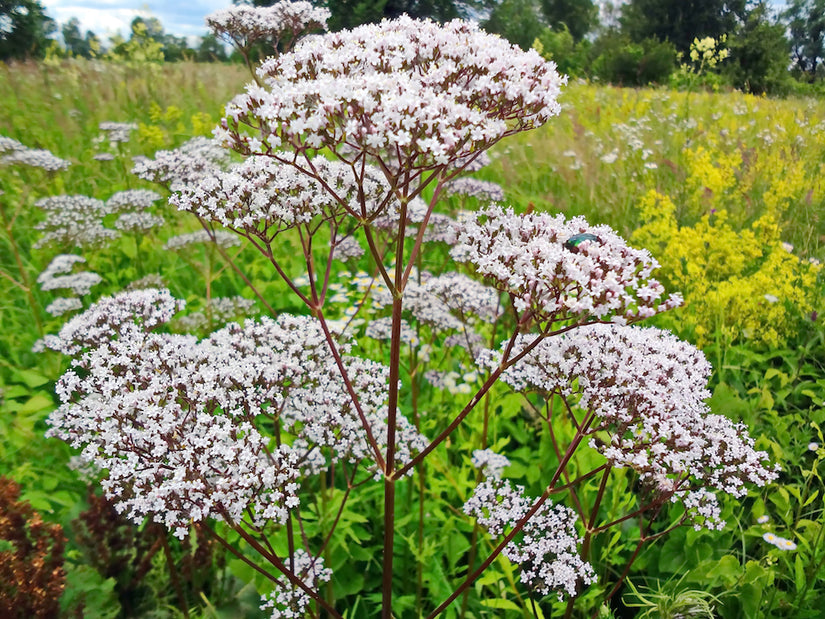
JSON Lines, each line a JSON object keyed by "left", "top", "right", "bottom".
{"left": 45, "top": 289, "right": 427, "bottom": 534}
{"left": 34, "top": 194, "right": 116, "bottom": 248}
{"left": 0, "top": 136, "right": 24, "bottom": 154}
{"left": 37, "top": 254, "right": 102, "bottom": 296}
{"left": 371, "top": 270, "right": 500, "bottom": 333}
{"left": 1, "top": 148, "right": 70, "bottom": 171}
{"left": 464, "top": 478, "right": 596, "bottom": 598}
{"left": 471, "top": 448, "right": 511, "bottom": 479}
{"left": 39, "top": 287, "right": 183, "bottom": 356}
{"left": 449, "top": 151, "right": 492, "bottom": 173}
{"left": 164, "top": 229, "right": 242, "bottom": 251}
{"left": 175, "top": 296, "right": 257, "bottom": 332}
{"left": 259, "top": 550, "right": 332, "bottom": 619}
{"left": 170, "top": 156, "right": 392, "bottom": 240}
{"left": 127, "top": 273, "right": 166, "bottom": 290}
{"left": 220, "top": 16, "right": 564, "bottom": 169}
{"left": 106, "top": 189, "right": 162, "bottom": 212}
{"left": 452, "top": 205, "right": 682, "bottom": 323}
{"left": 114, "top": 212, "right": 165, "bottom": 233}
{"left": 207, "top": 1, "right": 329, "bottom": 52}
{"left": 133, "top": 137, "right": 230, "bottom": 192}
{"left": 1, "top": 136, "right": 69, "bottom": 171}
{"left": 99, "top": 121, "right": 137, "bottom": 144}
{"left": 365, "top": 317, "right": 420, "bottom": 347}
{"left": 45, "top": 297, "right": 83, "bottom": 317}
{"left": 445, "top": 178, "right": 506, "bottom": 202}
{"left": 332, "top": 235, "right": 364, "bottom": 261}
{"left": 493, "top": 324, "right": 778, "bottom": 528}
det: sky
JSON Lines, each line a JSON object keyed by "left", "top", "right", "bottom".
{"left": 41, "top": 0, "right": 229, "bottom": 42}
{"left": 41, "top": 0, "right": 790, "bottom": 43}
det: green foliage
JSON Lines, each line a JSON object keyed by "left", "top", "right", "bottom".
{"left": 482, "top": 0, "right": 545, "bottom": 50}
{"left": 1, "top": 57, "right": 825, "bottom": 618}
{"left": 0, "top": 0, "right": 55, "bottom": 60}
{"left": 532, "top": 24, "right": 591, "bottom": 78}
{"left": 726, "top": 3, "right": 794, "bottom": 95}
{"left": 620, "top": 0, "right": 747, "bottom": 55}
{"left": 591, "top": 33, "right": 678, "bottom": 86}
{"left": 538, "top": 0, "right": 597, "bottom": 41}
{"left": 785, "top": 0, "right": 825, "bottom": 80}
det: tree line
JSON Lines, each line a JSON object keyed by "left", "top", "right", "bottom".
{"left": 1, "top": 0, "right": 824, "bottom": 94}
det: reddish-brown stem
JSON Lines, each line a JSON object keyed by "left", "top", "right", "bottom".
{"left": 227, "top": 518, "right": 342, "bottom": 618}
{"left": 161, "top": 533, "right": 190, "bottom": 619}
{"left": 313, "top": 309, "right": 387, "bottom": 471}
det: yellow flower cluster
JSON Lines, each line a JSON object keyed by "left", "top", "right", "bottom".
{"left": 138, "top": 104, "right": 215, "bottom": 150}
{"left": 683, "top": 145, "right": 741, "bottom": 215}
{"left": 633, "top": 190, "right": 821, "bottom": 347}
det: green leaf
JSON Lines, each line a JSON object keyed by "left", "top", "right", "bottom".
{"left": 480, "top": 598, "right": 522, "bottom": 611}
{"left": 19, "top": 393, "right": 54, "bottom": 414}
{"left": 13, "top": 369, "right": 50, "bottom": 388}
{"left": 794, "top": 555, "right": 806, "bottom": 592}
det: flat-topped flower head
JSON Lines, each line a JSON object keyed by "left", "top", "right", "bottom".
{"left": 260, "top": 550, "right": 332, "bottom": 619}
{"left": 106, "top": 189, "right": 162, "bottom": 213}
{"left": 171, "top": 155, "right": 393, "bottom": 240}
{"left": 492, "top": 324, "right": 777, "bottom": 529}
{"left": 34, "top": 194, "right": 117, "bottom": 248}
{"left": 219, "top": 16, "right": 564, "bottom": 172}
{"left": 133, "top": 137, "right": 230, "bottom": 192}
{"left": 207, "top": 2, "right": 329, "bottom": 52}
{"left": 464, "top": 478, "right": 596, "bottom": 598}
{"left": 2, "top": 148, "right": 70, "bottom": 171}
{"left": 452, "top": 205, "right": 682, "bottom": 324}
{"left": 45, "top": 290, "right": 427, "bottom": 535}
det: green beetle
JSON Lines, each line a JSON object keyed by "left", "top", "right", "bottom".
{"left": 563, "top": 233, "right": 600, "bottom": 252}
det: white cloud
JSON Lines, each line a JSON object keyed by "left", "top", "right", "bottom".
{"left": 42, "top": 0, "right": 228, "bottom": 39}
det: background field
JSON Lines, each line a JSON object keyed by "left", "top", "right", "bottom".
{"left": 1, "top": 60, "right": 824, "bottom": 617}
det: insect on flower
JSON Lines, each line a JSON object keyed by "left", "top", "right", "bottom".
{"left": 563, "top": 232, "right": 600, "bottom": 252}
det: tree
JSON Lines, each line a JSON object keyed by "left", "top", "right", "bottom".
{"left": 483, "top": 0, "right": 546, "bottom": 50}
{"left": 195, "top": 33, "right": 228, "bottom": 62}
{"left": 726, "top": 2, "right": 791, "bottom": 93}
{"left": 539, "top": 0, "right": 598, "bottom": 41}
{"left": 784, "top": 0, "right": 825, "bottom": 79}
{"left": 0, "top": 0, "right": 55, "bottom": 60}
{"left": 621, "top": 0, "right": 746, "bottom": 55}
{"left": 61, "top": 17, "right": 91, "bottom": 57}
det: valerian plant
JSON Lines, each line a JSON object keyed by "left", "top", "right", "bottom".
{"left": 41, "top": 8, "right": 778, "bottom": 618}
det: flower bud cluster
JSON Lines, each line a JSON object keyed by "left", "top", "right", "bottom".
{"left": 493, "top": 324, "right": 778, "bottom": 527}
{"left": 219, "top": 17, "right": 564, "bottom": 169}
{"left": 464, "top": 477, "right": 595, "bottom": 598}
{"left": 259, "top": 550, "right": 332, "bottom": 619}
{"left": 452, "top": 205, "right": 682, "bottom": 323}
{"left": 207, "top": 2, "right": 329, "bottom": 51}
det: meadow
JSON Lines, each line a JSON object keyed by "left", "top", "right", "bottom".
{"left": 1, "top": 48, "right": 824, "bottom": 619}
